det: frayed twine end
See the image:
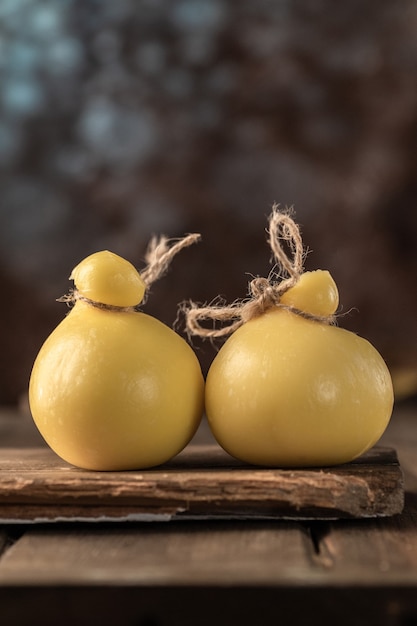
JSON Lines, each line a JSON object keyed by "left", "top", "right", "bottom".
{"left": 141, "top": 233, "right": 201, "bottom": 289}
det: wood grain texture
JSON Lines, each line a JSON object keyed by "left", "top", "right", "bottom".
{"left": 0, "top": 444, "right": 404, "bottom": 522}
{"left": 2, "top": 508, "right": 417, "bottom": 587}
{"left": 0, "top": 522, "right": 314, "bottom": 585}
{"left": 311, "top": 501, "right": 417, "bottom": 585}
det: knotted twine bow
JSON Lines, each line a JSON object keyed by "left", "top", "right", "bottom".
{"left": 60, "top": 233, "right": 200, "bottom": 311}
{"left": 184, "top": 205, "right": 335, "bottom": 339}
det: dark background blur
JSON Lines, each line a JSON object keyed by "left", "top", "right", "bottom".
{"left": 1, "top": 0, "right": 417, "bottom": 408}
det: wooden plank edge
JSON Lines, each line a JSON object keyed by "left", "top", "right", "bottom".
{"left": 0, "top": 489, "right": 405, "bottom": 524}
{"left": 0, "top": 445, "right": 405, "bottom": 522}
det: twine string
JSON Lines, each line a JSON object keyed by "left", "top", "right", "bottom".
{"left": 184, "top": 205, "right": 333, "bottom": 339}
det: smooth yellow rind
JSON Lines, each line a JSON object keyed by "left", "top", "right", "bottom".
{"left": 29, "top": 301, "right": 204, "bottom": 470}
{"left": 205, "top": 307, "right": 393, "bottom": 467}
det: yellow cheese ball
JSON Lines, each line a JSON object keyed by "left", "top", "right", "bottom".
{"left": 205, "top": 270, "right": 393, "bottom": 467}
{"left": 29, "top": 251, "right": 204, "bottom": 470}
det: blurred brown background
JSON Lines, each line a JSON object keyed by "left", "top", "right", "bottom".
{"left": 1, "top": 0, "right": 417, "bottom": 408}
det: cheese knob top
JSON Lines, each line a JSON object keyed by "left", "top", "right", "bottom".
{"left": 280, "top": 270, "right": 339, "bottom": 318}
{"left": 70, "top": 250, "right": 146, "bottom": 308}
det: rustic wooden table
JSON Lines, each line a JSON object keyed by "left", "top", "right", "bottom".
{"left": 0, "top": 402, "right": 417, "bottom": 626}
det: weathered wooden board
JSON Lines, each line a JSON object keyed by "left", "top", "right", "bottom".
{"left": 0, "top": 445, "right": 404, "bottom": 522}
{"left": 0, "top": 522, "right": 312, "bottom": 585}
